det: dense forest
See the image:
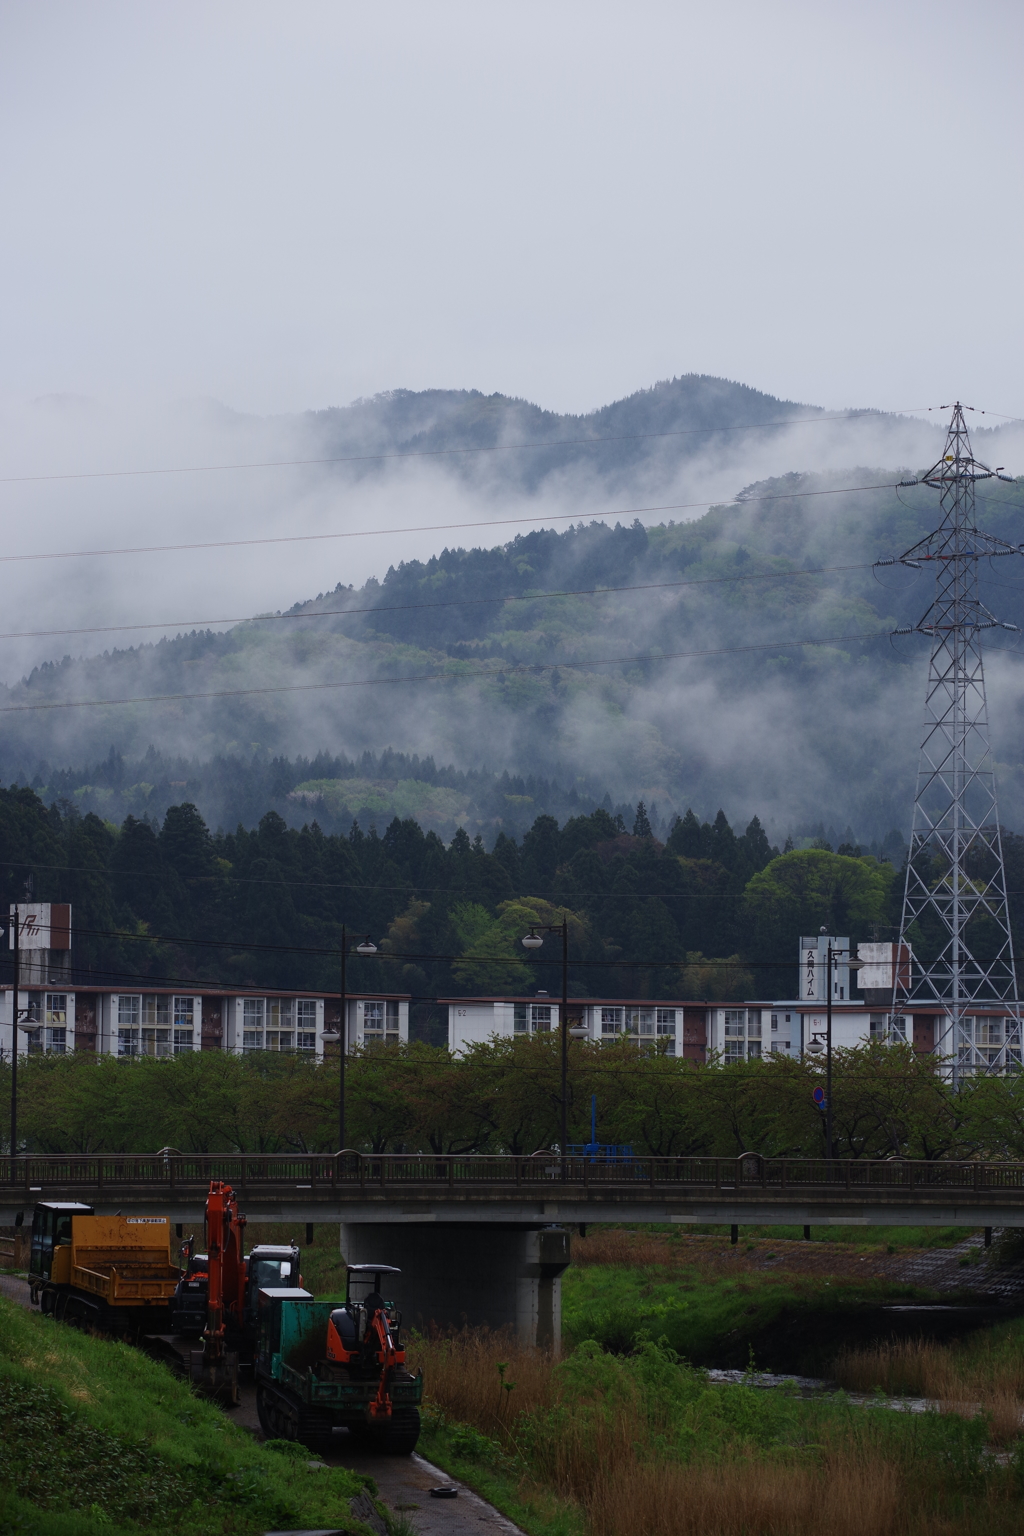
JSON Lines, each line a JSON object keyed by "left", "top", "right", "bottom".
{"left": 4, "top": 781, "right": 1024, "bottom": 1021}
{"left": 5, "top": 447, "right": 1024, "bottom": 842}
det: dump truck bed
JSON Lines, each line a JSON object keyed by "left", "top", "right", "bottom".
{"left": 49, "top": 1215, "right": 179, "bottom": 1307}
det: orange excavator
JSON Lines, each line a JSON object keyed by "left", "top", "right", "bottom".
{"left": 187, "top": 1180, "right": 246, "bottom": 1402}
{"left": 326, "top": 1267, "right": 407, "bottom": 1431}
{"left": 168, "top": 1179, "right": 302, "bottom": 1403}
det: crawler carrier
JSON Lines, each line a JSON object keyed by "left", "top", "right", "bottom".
{"left": 255, "top": 1264, "right": 422, "bottom": 1453}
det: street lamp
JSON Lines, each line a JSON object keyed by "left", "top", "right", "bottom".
{"left": 4, "top": 908, "right": 36, "bottom": 1174}
{"left": 320, "top": 925, "right": 377, "bottom": 1153}
{"left": 814, "top": 928, "right": 862, "bottom": 1161}
{"left": 521, "top": 919, "right": 586, "bottom": 1158}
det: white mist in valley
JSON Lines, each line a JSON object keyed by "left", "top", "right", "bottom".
{"left": 2, "top": 378, "right": 1024, "bottom": 844}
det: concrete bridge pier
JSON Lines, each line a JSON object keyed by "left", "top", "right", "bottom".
{"left": 341, "top": 1223, "right": 571, "bottom": 1352}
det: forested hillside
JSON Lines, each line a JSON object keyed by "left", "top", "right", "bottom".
{"left": 4, "top": 376, "right": 1024, "bottom": 841}
{"left": 4, "top": 782, "right": 1024, "bottom": 1015}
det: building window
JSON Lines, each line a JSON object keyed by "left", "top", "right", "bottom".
{"left": 363, "top": 1000, "right": 400, "bottom": 1045}
{"left": 117, "top": 994, "right": 140, "bottom": 1056}
{"left": 601, "top": 1007, "right": 623, "bottom": 1037}
{"left": 626, "top": 1008, "right": 655, "bottom": 1038}
{"left": 723, "top": 1009, "right": 761, "bottom": 1062}
{"left": 870, "top": 1013, "right": 905, "bottom": 1042}
{"left": 976, "top": 1016, "right": 1003, "bottom": 1047}
{"left": 142, "top": 995, "right": 170, "bottom": 1026}
{"left": 242, "top": 997, "right": 264, "bottom": 1053}
{"left": 973, "top": 1015, "right": 1005, "bottom": 1067}
{"left": 172, "top": 997, "right": 194, "bottom": 1053}
{"left": 656, "top": 1008, "right": 677, "bottom": 1056}
{"left": 296, "top": 998, "right": 317, "bottom": 1052}
{"left": 515, "top": 1003, "right": 553, "bottom": 1035}
{"left": 40, "top": 994, "right": 67, "bottom": 1054}
{"left": 265, "top": 998, "right": 294, "bottom": 1051}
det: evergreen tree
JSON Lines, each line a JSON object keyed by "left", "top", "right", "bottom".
{"left": 666, "top": 808, "right": 703, "bottom": 859}
{"left": 633, "top": 801, "right": 653, "bottom": 839}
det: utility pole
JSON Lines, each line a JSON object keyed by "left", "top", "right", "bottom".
{"left": 339, "top": 922, "right": 347, "bottom": 1153}
{"left": 826, "top": 937, "right": 833, "bottom": 1161}
{"left": 879, "top": 405, "right": 1022, "bottom": 1083}
{"left": 328, "top": 927, "right": 377, "bottom": 1155}
{"left": 560, "top": 916, "right": 568, "bottom": 1160}
{"left": 9, "top": 911, "right": 17, "bottom": 1172}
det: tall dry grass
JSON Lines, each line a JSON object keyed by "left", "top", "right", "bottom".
{"left": 417, "top": 1329, "right": 1021, "bottom": 1536}
{"left": 585, "top": 1457, "right": 905, "bottom": 1536}
{"left": 415, "top": 1327, "right": 556, "bottom": 1437}
{"left": 574, "top": 1229, "right": 678, "bottom": 1268}
{"left": 834, "top": 1334, "right": 1024, "bottom": 1444}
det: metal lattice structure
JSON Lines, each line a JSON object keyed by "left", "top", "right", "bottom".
{"left": 881, "top": 403, "right": 1021, "bottom": 1081}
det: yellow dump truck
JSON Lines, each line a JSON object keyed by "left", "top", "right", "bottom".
{"left": 28, "top": 1202, "right": 181, "bottom": 1333}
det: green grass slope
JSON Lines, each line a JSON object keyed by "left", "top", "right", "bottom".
{"left": 0, "top": 1296, "right": 376, "bottom": 1536}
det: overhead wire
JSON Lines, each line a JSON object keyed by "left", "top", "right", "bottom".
{"left": 9, "top": 918, "right": 822, "bottom": 969}
{"left": 0, "top": 478, "right": 908, "bottom": 566}
{"left": 0, "top": 407, "right": 944, "bottom": 488}
{"left": 0, "top": 560, "right": 874, "bottom": 645}
{"left": 0, "top": 628, "right": 894, "bottom": 714}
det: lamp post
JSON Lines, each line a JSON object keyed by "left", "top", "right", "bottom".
{"left": 7, "top": 910, "right": 18, "bottom": 1173}
{"left": 6, "top": 908, "right": 36, "bottom": 1174}
{"left": 320, "top": 925, "right": 377, "bottom": 1153}
{"left": 807, "top": 930, "right": 861, "bottom": 1161}
{"left": 521, "top": 917, "right": 587, "bottom": 1158}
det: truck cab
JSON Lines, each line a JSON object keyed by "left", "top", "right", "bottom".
{"left": 28, "top": 1203, "right": 94, "bottom": 1290}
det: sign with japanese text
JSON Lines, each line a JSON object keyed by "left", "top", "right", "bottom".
{"left": 8, "top": 903, "right": 72, "bottom": 950}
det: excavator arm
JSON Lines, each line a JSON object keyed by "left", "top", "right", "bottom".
{"left": 190, "top": 1180, "right": 246, "bottom": 1403}
{"left": 367, "top": 1306, "right": 400, "bottom": 1420}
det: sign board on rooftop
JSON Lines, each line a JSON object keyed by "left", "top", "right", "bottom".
{"left": 8, "top": 903, "right": 72, "bottom": 950}
{"left": 799, "top": 935, "right": 850, "bottom": 1002}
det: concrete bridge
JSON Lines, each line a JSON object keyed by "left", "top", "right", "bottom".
{"left": 5, "top": 1152, "right": 1022, "bottom": 1350}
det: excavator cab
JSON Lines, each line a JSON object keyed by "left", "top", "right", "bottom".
{"left": 244, "top": 1244, "right": 301, "bottom": 1332}
{"left": 326, "top": 1264, "right": 402, "bottom": 1367}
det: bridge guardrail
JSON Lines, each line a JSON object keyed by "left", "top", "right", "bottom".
{"left": 3, "top": 1152, "right": 1024, "bottom": 1200}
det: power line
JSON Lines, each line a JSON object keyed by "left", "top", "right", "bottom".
{"left": 0, "top": 479, "right": 903, "bottom": 566}
{"left": 0, "top": 629, "right": 894, "bottom": 715}
{"left": 0, "top": 408, "right": 940, "bottom": 489}
{"left": 0, "top": 561, "right": 874, "bottom": 645}
{"left": 36, "top": 917, "right": 788, "bottom": 967}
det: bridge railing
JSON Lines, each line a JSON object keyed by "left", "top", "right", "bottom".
{"left": 3, "top": 1152, "right": 1024, "bottom": 1198}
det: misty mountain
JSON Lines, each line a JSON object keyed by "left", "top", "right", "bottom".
{"left": 302, "top": 374, "right": 1000, "bottom": 499}
{"left": 4, "top": 374, "right": 1024, "bottom": 845}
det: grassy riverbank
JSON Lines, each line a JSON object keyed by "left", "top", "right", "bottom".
{"left": 0, "top": 1296, "right": 375, "bottom": 1536}
{"left": 564, "top": 1228, "right": 943, "bottom": 1370}
{"left": 416, "top": 1226, "right": 1024, "bottom": 1535}
{"left": 416, "top": 1329, "right": 1024, "bottom": 1536}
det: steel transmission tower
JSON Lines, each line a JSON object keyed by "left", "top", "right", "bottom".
{"left": 879, "top": 403, "right": 1021, "bottom": 1083}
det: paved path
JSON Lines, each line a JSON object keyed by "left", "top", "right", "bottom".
{"left": 233, "top": 1383, "right": 527, "bottom": 1536}
{"left": 0, "top": 1273, "right": 30, "bottom": 1305}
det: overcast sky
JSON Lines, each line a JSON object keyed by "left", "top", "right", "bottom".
{"left": 2, "top": 0, "right": 1022, "bottom": 421}
{"left": 0, "top": 1, "right": 1021, "bottom": 697}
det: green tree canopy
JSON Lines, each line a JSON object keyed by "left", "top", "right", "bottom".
{"left": 742, "top": 849, "right": 897, "bottom": 963}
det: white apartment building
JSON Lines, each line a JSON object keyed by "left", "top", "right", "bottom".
{"left": 0, "top": 986, "right": 410, "bottom": 1060}
{"left": 444, "top": 995, "right": 695, "bottom": 1056}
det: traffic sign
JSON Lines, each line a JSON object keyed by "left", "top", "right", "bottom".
{"left": 812, "top": 1087, "right": 826, "bottom": 1107}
